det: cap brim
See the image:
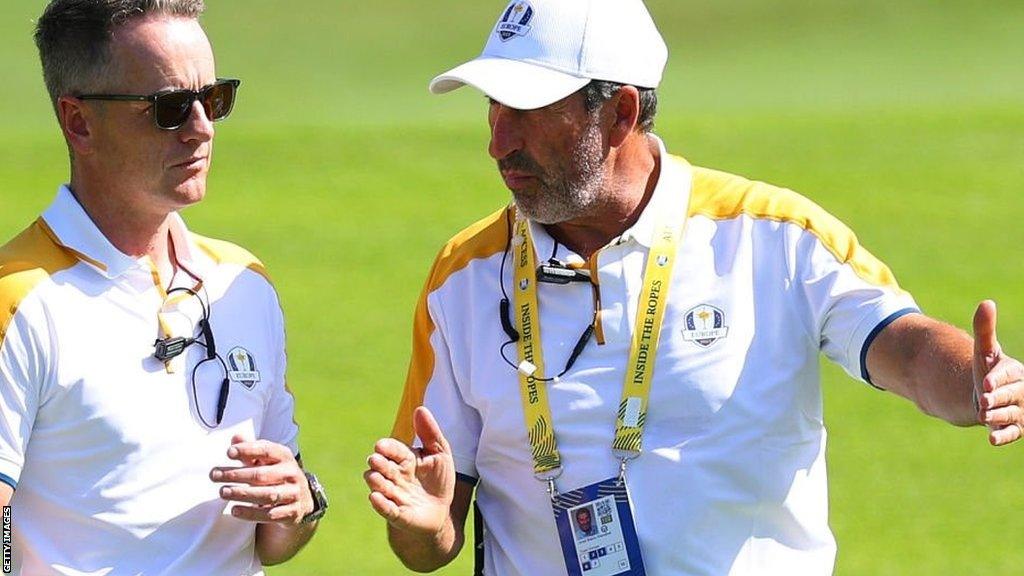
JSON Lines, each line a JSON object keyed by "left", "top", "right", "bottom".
{"left": 429, "top": 57, "right": 590, "bottom": 111}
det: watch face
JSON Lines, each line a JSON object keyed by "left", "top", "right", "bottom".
{"left": 302, "top": 472, "right": 328, "bottom": 524}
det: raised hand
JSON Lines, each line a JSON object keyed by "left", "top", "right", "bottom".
{"left": 973, "top": 300, "right": 1024, "bottom": 446}
{"left": 365, "top": 407, "right": 456, "bottom": 534}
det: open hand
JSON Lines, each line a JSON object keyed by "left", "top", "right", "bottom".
{"left": 365, "top": 407, "right": 456, "bottom": 535}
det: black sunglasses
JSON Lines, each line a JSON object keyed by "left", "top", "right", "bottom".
{"left": 77, "top": 78, "right": 241, "bottom": 130}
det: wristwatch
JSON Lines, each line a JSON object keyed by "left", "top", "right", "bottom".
{"left": 301, "top": 471, "right": 329, "bottom": 524}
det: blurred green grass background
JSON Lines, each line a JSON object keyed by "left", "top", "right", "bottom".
{"left": 2, "top": 1, "right": 1023, "bottom": 574}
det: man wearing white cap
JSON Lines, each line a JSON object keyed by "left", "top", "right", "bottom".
{"left": 365, "top": 1, "right": 1024, "bottom": 574}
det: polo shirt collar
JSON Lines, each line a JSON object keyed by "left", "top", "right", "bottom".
{"left": 524, "top": 133, "right": 692, "bottom": 258}
{"left": 617, "top": 134, "right": 692, "bottom": 248}
{"left": 40, "top": 185, "right": 206, "bottom": 280}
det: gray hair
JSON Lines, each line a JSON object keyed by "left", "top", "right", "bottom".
{"left": 34, "top": 0, "right": 206, "bottom": 112}
{"left": 582, "top": 80, "right": 658, "bottom": 133}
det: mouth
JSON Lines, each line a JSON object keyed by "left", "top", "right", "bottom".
{"left": 500, "top": 170, "right": 537, "bottom": 190}
{"left": 170, "top": 156, "right": 208, "bottom": 171}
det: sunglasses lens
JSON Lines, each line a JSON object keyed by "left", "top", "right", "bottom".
{"left": 149, "top": 81, "right": 238, "bottom": 129}
{"left": 204, "top": 81, "right": 237, "bottom": 122}
{"left": 153, "top": 91, "right": 195, "bottom": 129}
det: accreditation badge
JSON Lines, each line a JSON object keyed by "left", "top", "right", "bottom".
{"left": 552, "top": 477, "right": 646, "bottom": 576}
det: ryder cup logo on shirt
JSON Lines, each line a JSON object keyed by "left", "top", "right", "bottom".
{"left": 227, "top": 347, "right": 261, "bottom": 389}
{"left": 496, "top": 1, "right": 534, "bottom": 41}
{"left": 682, "top": 304, "right": 729, "bottom": 347}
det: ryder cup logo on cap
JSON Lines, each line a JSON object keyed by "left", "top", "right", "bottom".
{"left": 497, "top": 2, "right": 535, "bottom": 41}
{"left": 429, "top": 0, "right": 668, "bottom": 110}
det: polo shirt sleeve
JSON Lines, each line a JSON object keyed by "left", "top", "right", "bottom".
{"left": 392, "top": 262, "right": 483, "bottom": 485}
{"left": 258, "top": 290, "right": 299, "bottom": 456}
{"left": 789, "top": 217, "right": 919, "bottom": 387}
{"left": 0, "top": 303, "right": 49, "bottom": 490}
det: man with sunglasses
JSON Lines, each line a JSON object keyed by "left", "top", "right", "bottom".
{"left": 0, "top": 1, "right": 324, "bottom": 574}
{"left": 367, "top": 0, "right": 1024, "bottom": 574}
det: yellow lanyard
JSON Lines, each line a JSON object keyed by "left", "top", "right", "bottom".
{"left": 512, "top": 216, "right": 681, "bottom": 489}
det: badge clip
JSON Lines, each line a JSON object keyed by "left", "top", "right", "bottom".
{"left": 612, "top": 450, "right": 639, "bottom": 486}
{"left": 535, "top": 466, "right": 563, "bottom": 500}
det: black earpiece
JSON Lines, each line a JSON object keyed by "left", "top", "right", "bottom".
{"left": 499, "top": 298, "right": 520, "bottom": 342}
{"left": 198, "top": 318, "right": 216, "bottom": 359}
{"left": 565, "top": 325, "right": 595, "bottom": 371}
{"left": 215, "top": 377, "right": 230, "bottom": 424}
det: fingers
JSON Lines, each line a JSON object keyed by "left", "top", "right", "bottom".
{"left": 367, "top": 452, "right": 403, "bottom": 481}
{"left": 214, "top": 459, "right": 314, "bottom": 524}
{"left": 980, "top": 405, "right": 1023, "bottom": 428}
{"left": 227, "top": 439, "right": 291, "bottom": 466}
{"left": 364, "top": 454, "right": 413, "bottom": 506}
{"left": 413, "top": 406, "right": 451, "bottom": 456}
{"left": 363, "top": 468, "right": 398, "bottom": 502}
{"left": 989, "top": 423, "right": 1024, "bottom": 447}
{"left": 374, "top": 437, "right": 416, "bottom": 465}
{"left": 220, "top": 483, "right": 301, "bottom": 507}
{"left": 209, "top": 438, "right": 314, "bottom": 525}
{"left": 230, "top": 501, "right": 307, "bottom": 524}
{"left": 369, "top": 490, "right": 401, "bottom": 522}
{"left": 978, "top": 358, "right": 1024, "bottom": 395}
{"left": 363, "top": 464, "right": 412, "bottom": 525}
{"left": 211, "top": 463, "right": 290, "bottom": 486}
{"left": 977, "top": 358, "right": 1024, "bottom": 409}
{"left": 975, "top": 352, "right": 1024, "bottom": 446}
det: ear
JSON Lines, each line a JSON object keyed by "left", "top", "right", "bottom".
{"left": 57, "top": 96, "right": 97, "bottom": 157}
{"left": 608, "top": 85, "right": 641, "bottom": 148}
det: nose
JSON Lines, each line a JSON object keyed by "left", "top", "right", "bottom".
{"left": 179, "top": 99, "right": 215, "bottom": 143}
{"left": 488, "top": 101, "right": 523, "bottom": 160}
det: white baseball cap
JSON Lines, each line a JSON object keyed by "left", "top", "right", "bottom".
{"left": 429, "top": 0, "right": 668, "bottom": 110}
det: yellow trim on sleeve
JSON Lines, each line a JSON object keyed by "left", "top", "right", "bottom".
{"left": 191, "top": 233, "right": 272, "bottom": 284}
{"left": 687, "top": 165, "right": 902, "bottom": 290}
{"left": 0, "top": 219, "right": 79, "bottom": 343}
{"left": 390, "top": 207, "right": 510, "bottom": 444}
{"left": 36, "top": 219, "right": 107, "bottom": 273}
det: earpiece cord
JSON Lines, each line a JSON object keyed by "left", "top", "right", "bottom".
{"left": 190, "top": 340, "right": 230, "bottom": 428}
{"left": 497, "top": 209, "right": 594, "bottom": 382}
{"left": 163, "top": 272, "right": 226, "bottom": 429}
{"left": 500, "top": 207, "right": 513, "bottom": 303}
{"left": 498, "top": 325, "right": 593, "bottom": 382}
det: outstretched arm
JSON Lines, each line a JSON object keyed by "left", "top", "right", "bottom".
{"left": 866, "top": 300, "right": 1024, "bottom": 445}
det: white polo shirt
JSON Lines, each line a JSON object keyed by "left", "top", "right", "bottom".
{"left": 392, "top": 136, "right": 918, "bottom": 575}
{"left": 0, "top": 186, "right": 300, "bottom": 575}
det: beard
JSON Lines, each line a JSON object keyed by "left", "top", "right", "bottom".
{"left": 500, "top": 116, "right": 607, "bottom": 225}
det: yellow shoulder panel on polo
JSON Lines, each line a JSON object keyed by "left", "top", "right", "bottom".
{"left": 0, "top": 220, "right": 78, "bottom": 342}
{"left": 688, "top": 166, "right": 900, "bottom": 289}
{"left": 190, "top": 233, "right": 272, "bottom": 284}
{"left": 392, "top": 206, "right": 510, "bottom": 443}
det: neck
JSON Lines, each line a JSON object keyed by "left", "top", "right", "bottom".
{"left": 68, "top": 175, "right": 176, "bottom": 280}
{"left": 544, "top": 133, "right": 661, "bottom": 259}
